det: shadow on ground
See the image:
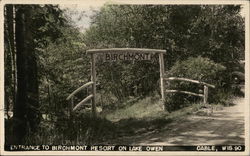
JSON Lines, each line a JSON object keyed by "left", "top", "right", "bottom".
{"left": 109, "top": 97, "right": 245, "bottom": 145}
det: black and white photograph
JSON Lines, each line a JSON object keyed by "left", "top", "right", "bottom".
{"left": 0, "top": 0, "right": 249, "bottom": 155}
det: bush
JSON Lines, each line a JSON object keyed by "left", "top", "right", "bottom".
{"left": 55, "top": 114, "right": 117, "bottom": 145}
{"left": 165, "top": 56, "right": 227, "bottom": 111}
{"left": 96, "top": 60, "right": 159, "bottom": 101}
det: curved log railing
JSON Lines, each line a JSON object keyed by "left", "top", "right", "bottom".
{"left": 165, "top": 77, "right": 215, "bottom": 104}
{"left": 72, "top": 94, "right": 94, "bottom": 112}
{"left": 66, "top": 81, "right": 94, "bottom": 114}
{"left": 66, "top": 82, "right": 93, "bottom": 100}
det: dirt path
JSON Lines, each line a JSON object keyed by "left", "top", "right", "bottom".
{"left": 114, "top": 97, "right": 245, "bottom": 145}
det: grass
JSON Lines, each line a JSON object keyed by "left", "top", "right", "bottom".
{"left": 105, "top": 95, "right": 207, "bottom": 122}
{"left": 105, "top": 96, "right": 165, "bottom": 121}
{"left": 102, "top": 95, "right": 214, "bottom": 138}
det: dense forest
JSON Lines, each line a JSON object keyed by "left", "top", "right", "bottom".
{"left": 4, "top": 4, "right": 244, "bottom": 145}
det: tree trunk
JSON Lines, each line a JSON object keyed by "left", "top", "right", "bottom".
{"left": 25, "top": 7, "right": 41, "bottom": 132}
{"left": 4, "top": 5, "right": 11, "bottom": 119}
{"left": 13, "top": 5, "right": 41, "bottom": 144}
{"left": 14, "top": 6, "right": 27, "bottom": 144}
{"left": 5, "top": 5, "right": 16, "bottom": 118}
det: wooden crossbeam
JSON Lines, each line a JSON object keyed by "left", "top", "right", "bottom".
{"left": 86, "top": 48, "right": 166, "bottom": 54}
{"left": 165, "top": 89, "right": 204, "bottom": 97}
{"left": 66, "top": 81, "right": 93, "bottom": 100}
{"left": 165, "top": 77, "right": 215, "bottom": 88}
{"left": 73, "top": 94, "right": 94, "bottom": 111}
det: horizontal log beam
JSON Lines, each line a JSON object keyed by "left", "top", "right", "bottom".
{"left": 87, "top": 48, "right": 166, "bottom": 54}
{"left": 166, "top": 89, "right": 204, "bottom": 97}
{"left": 165, "top": 77, "right": 215, "bottom": 88}
{"left": 66, "top": 81, "right": 93, "bottom": 100}
{"left": 73, "top": 94, "right": 94, "bottom": 111}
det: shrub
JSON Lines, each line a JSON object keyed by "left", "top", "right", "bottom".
{"left": 165, "top": 56, "right": 227, "bottom": 111}
{"left": 55, "top": 114, "right": 117, "bottom": 145}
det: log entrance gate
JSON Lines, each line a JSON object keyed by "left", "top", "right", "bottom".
{"left": 66, "top": 48, "right": 166, "bottom": 117}
{"left": 66, "top": 48, "right": 215, "bottom": 117}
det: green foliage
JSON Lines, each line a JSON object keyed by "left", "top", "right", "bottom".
{"left": 19, "top": 115, "right": 116, "bottom": 145}
{"left": 38, "top": 25, "right": 87, "bottom": 116}
{"left": 56, "top": 115, "right": 116, "bottom": 145}
{"left": 96, "top": 60, "right": 159, "bottom": 103}
{"left": 84, "top": 5, "right": 244, "bottom": 103}
{"left": 4, "top": 4, "right": 90, "bottom": 144}
{"left": 165, "top": 56, "right": 226, "bottom": 111}
{"left": 85, "top": 5, "right": 244, "bottom": 67}
{"left": 32, "top": 5, "right": 67, "bottom": 44}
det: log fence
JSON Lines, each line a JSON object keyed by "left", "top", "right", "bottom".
{"left": 66, "top": 81, "right": 94, "bottom": 116}
{"left": 165, "top": 77, "right": 215, "bottom": 104}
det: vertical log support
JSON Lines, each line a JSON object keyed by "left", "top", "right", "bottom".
{"left": 159, "top": 53, "right": 165, "bottom": 110}
{"left": 71, "top": 96, "right": 74, "bottom": 114}
{"left": 91, "top": 54, "right": 97, "bottom": 117}
{"left": 203, "top": 85, "right": 208, "bottom": 104}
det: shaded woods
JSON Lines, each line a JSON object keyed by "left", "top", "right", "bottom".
{"left": 4, "top": 4, "right": 245, "bottom": 145}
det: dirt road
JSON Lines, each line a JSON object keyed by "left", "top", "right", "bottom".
{"left": 115, "top": 97, "right": 245, "bottom": 145}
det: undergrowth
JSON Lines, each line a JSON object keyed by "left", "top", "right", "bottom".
{"left": 5, "top": 95, "right": 228, "bottom": 145}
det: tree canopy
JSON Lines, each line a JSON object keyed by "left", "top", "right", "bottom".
{"left": 84, "top": 5, "right": 244, "bottom": 100}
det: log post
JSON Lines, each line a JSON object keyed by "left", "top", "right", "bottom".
{"left": 91, "top": 54, "right": 97, "bottom": 117}
{"left": 71, "top": 96, "right": 74, "bottom": 110}
{"left": 203, "top": 85, "right": 208, "bottom": 104}
{"left": 159, "top": 53, "right": 165, "bottom": 110}
{"left": 68, "top": 99, "right": 70, "bottom": 117}
{"left": 70, "top": 96, "right": 74, "bottom": 116}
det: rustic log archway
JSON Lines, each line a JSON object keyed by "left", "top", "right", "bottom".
{"left": 67, "top": 48, "right": 166, "bottom": 117}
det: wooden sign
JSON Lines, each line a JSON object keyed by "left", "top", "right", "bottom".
{"left": 100, "top": 53, "right": 152, "bottom": 61}
{"left": 88, "top": 48, "right": 165, "bottom": 62}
